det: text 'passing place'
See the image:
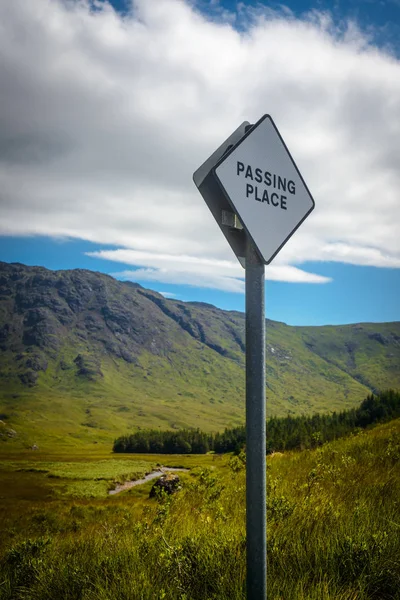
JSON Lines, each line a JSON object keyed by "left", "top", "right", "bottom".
{"left": 236, "top": 161, "right": 296, "bottom": 210}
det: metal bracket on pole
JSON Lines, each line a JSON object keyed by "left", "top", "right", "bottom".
{"left": 245, "top": 236, "right": 266, "bottom": 599}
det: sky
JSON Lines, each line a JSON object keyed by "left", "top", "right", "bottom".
{"left": 0, "top": 0, "right": 399, "bottom": 326}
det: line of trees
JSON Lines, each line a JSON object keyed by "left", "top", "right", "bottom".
{"left": 113, "top": 389, "right": 400, "bottom": 455}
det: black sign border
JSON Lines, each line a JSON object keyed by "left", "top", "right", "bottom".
{"left": 212, "top": 114, "right": 315, "bottom": 265}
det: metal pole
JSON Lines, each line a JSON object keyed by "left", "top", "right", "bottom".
{"left": 245, "top": 236, "right": 266, "bottom": 599}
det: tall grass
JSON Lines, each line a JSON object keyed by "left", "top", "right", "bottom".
{"left": 1, "top": 420, "right": 399, "bottom": 599}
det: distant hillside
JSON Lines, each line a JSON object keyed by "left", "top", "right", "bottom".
{"left": 0, "top": 261, "right": 399, "bottom": 449}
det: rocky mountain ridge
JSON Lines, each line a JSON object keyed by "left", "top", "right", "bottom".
{"left": 0, "top": 260, "right": 399, "bottom": 448}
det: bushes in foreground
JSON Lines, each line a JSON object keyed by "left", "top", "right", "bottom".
{"left": 114, "top": 389, "right": 400, "bottom": 454}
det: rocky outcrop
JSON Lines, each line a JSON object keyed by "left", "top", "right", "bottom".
{"left": 19, "top": 370, "right": 39, "bottom": 386}
{"left": 0, "top": 420, "right": 17, "bottom": 439}
{"left": 149, "top": 473, "right": 180, "bottom": 498}
{"left": 368, "top": 332, "right": 388, "bottom": 345}
{"left": 73, "top": 354, "right": 103, "bottom": 380}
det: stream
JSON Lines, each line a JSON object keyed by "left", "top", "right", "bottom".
{"left": 109, "top": 467, "right": 189, "bottom": 495}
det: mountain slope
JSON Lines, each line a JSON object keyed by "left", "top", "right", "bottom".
{"left": 0, "top": 261, "right": 399, "bottom": 449}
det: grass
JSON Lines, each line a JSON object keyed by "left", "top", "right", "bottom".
{"left": 0, "top": 420, "right": 399, "bottom": 599}
{"left": 265, "top": 420, "right": 400, "bottom": 598}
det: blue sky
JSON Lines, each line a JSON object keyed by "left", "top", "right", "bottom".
{"left": 111, "top": 0, "right": 400, "bottom": 54}
{"left": 0, "top": 0, "right": 399, "bottom": 326}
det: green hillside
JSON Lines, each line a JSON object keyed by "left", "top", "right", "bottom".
{"left": 0, "top": 261, "right": 399, "bottom": 450}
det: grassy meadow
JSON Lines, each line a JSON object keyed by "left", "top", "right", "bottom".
{"left": 0, "top": 420, "right": 399, "bottom": 599}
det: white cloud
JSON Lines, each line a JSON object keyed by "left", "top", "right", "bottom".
{"left": 158, "top": 291, "right": 179, "bottom": 299}
{"left": 93, "top": 248, "right": 247, "bottom": 292}
{"left": 0, "top": 0, "right": 399, "bottom": 292}
{"left": 91, "top": 248, "right": 331, "bottom": 291}
{"left": 115, "top": 268, "right": 245, "bottom": 293}
{"left": 317, "top": 243, "right": 400, "bottom": 268}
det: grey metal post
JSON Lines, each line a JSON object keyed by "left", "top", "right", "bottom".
{"left": 245, "top": 236, "right": 266, "bottom": 599}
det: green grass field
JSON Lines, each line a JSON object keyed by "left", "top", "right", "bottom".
{"left": 0, "top": 421, "right": 399, "bottom": 599}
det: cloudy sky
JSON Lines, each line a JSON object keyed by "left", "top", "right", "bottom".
{"left": 0, "top": 0, "right": 399, "bottom": 325}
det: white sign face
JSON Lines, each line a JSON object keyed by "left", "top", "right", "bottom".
{"left": 214, "top": 115, "right": 315, "bottom": 264}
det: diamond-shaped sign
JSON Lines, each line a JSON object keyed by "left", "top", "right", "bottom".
{"left": 213, "top": 114, "right": 315, "bottom": 264}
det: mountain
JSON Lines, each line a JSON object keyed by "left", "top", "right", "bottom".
{"left": 0, "top": 261, "right": 399, "bottom": 449}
